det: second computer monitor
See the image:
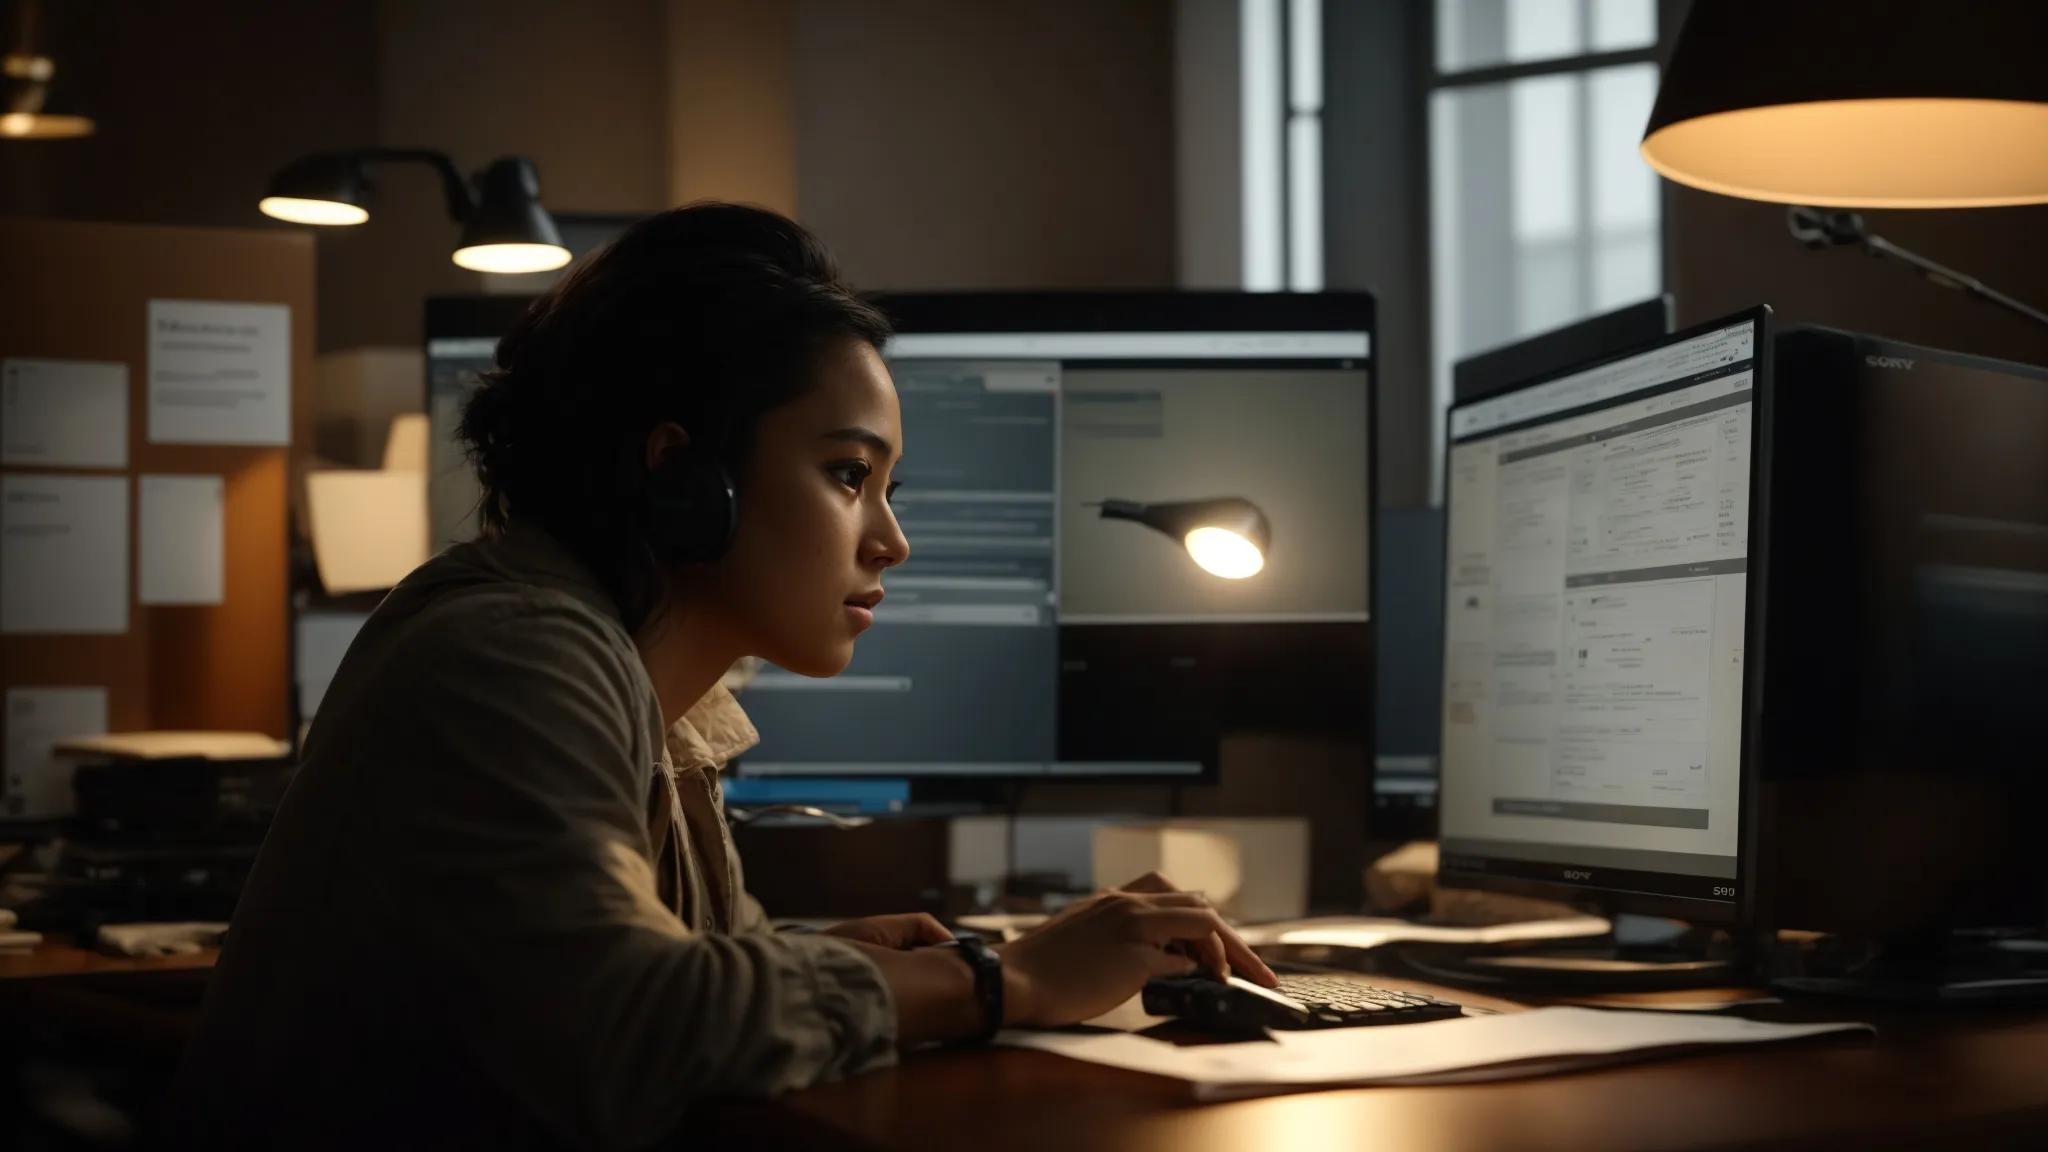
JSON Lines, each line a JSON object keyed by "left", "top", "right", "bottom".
{"left": 735, "top": 292, "right": 1377, "bottom": 780}
{"left": 1437, "top": 307, "right": 1769, "bottom": 923}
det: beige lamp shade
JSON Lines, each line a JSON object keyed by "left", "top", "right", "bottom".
{"left": 1641, "top": 2, "right": 2048, "bottom": 208}
{"left": 305, "top": 471, "right": 428, "bottom": 595}
{"left": 381, "top": 412, "right": 430, "bottom": 473}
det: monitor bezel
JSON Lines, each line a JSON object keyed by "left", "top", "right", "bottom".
{"left": 1435, "top": 304, "right": 1773, "bottom": 926}
{"left": 425, "top": 295, "right": 536, "bottom": 352}
{"left": 1452, "top": 295, "right": 1673, "bottom": 408}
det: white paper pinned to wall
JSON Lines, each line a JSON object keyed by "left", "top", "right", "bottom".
{"left": 3, "top": 687, "right": 108, "bottom": 819}
{"left": 139, "top": 474, "right": 226, "bottom": 605}
{"left": 1, "top": 358, "right": 130, "bottom": 469}
{"left": 0, "top": 473, "right": 129, "bottom": 634}
{"left": 147, "top": 299, "right": 291, "bottom": 446}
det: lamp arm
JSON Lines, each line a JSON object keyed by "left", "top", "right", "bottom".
{"left": 1860, "top": 233, "right": 2048, "bottom": 333}
{"left": 348, "top": 148, "right": 477, "bottom": 222}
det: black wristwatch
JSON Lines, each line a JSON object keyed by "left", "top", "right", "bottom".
{"left": 936, "top": 932, "right": 1005, "bottom": 1043}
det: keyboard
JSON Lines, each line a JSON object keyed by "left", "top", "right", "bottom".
{"left": 1143, "top": 972, "right": 1465, "bottom": 1031}
{"left": 1271, "top": 974, "right": 1464, "bottom": 1026}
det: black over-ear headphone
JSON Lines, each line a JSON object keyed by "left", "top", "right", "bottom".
{"left": 646, "top": 443, "right": 739, "bottom": 566}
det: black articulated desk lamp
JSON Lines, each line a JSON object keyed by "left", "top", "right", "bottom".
{"left": 1639, "top": 0, "right": 2048, "bottom": 329}
{"left": 1784, "top": 205, "right": 2048, "bottom": 333}
{"left": 259, "top": 149, "right": 572, "bottom": 275}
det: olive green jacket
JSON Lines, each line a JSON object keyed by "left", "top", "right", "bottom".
{"left": 173, "top": 524, "right": 896, "bottom": 1150}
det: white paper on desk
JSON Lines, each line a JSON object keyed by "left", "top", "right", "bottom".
{"left": 148, "top": 299, "right": 290, "bottom": 446}
{"left": 1237, "top": 914, "right": 1612, "bottom": 950}
{"left": 4, "top": 687, "right": 108, "bottom": 818}
{"left": 52, "top": 731, "right": 290, "bottom": 762}
{"left": 1, "top": 474, "right": 129, "bottom": 634}
{"left": 1, "top": 359, "right": 129, "bottom": 468}
{"left": 138, "top": 474, "right": 225, "bottom": 605}
{"left": 1001, "top": 1006, "right": 1871, "bottom": 1101}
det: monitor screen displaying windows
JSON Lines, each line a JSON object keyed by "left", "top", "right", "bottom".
{"left": 1437, "top": 310, "right": 1765, "bottom": 916}
{"left": 737, "top": 294, "right": 1376, "bottom": 779}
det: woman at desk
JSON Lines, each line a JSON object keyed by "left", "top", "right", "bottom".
{"left": 173, "top": 204, "right": 1274, "bottom": 1149}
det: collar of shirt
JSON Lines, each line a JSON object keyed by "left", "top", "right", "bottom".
{"left": 666, "top": 682, "right": 762, "bottom": 776}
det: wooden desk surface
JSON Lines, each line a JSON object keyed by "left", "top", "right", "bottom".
{"left": 6, "top": 935, "right": 2043, "bottom": 1148}
{"left": 0, "top": 934, "right": 218, "bottom": 981}
{"left": 704, "top": 975, "right": 2048, "bottom": 1151}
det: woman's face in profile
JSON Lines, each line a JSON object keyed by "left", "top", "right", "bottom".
{"left": 696, "top": 337, "right": 911, "bottom": 676}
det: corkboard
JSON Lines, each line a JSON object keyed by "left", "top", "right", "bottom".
{"left": 0, "top": 217, "right": 310, "bottom": 740}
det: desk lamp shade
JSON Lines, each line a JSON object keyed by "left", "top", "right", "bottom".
{"left": 452, "top": 158, "right": 571, "bottom": 274}
{"left": 259, "top": 153, "right": 372, "bottom": 225}
{"left": 1099, "top": 497, "right": 1271, "bottom": 580}
{"left": 1640, "top": 1, "right": 2048, "bottom": 208}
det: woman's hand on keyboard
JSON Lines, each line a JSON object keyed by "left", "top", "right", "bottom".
{"left": 1113, "top": 871, "right": 1278, "bottom": 988}
{"left": 997, "top": 890, "right": 1271, "bottom": 1027}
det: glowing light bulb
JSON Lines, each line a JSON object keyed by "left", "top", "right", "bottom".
{"left": 1184, "top": 526, "right": 1265, "bottom": 579}
{"left": 451, "top": 242, "right": 572, "bottom": 274}
{"left": 259, "top": 196, "right": 369, "bottom": 225}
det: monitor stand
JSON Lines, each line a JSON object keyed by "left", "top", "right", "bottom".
{"left": 1394, "top": 916, "right": 1745, "bottom": 992}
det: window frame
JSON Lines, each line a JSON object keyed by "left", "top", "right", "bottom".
{"left": 1422, "top": 0, "right": 1678, "bottom": 503}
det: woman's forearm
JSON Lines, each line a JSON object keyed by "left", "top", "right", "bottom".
{"left": 853, "top": 943, "right": 1035, "bottom": 1046}
{"left": 857, "top": 944, "right": 982, "bottom": 1046}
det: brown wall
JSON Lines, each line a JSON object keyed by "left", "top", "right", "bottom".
{"left": 0, "top": 1, "right": 379, "bottom": 353}
{"left": 0, "top": 2, "right": 376, "bottom": 228}
{"left": 791, "top": 0, "right": 1176, "bottom": 292}
{"left": 1670, "top": 191, "right": 2048, "bottom": 368}
{"left": 665, "top": 0, "right": 798, "bottom": 214}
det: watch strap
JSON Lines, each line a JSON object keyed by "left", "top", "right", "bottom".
{"left": 939, "top": 933, "right": 1004, "bottom": 1043}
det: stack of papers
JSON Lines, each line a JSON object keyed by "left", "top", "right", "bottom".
{"left": 54, "top": 732, "right": 291, "bottom": 762}
{"left": 1238, "top": 914, "right": 1613, "bottom": 951}
{"left": 1000, "top": 1006, "right": 1870, "bottom": 1100}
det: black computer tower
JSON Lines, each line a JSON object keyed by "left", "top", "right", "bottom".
{"left": 1757, "top": 326, "right": 2048, "bottom": 949}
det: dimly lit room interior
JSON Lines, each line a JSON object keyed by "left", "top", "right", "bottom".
{"left": 3, "top": 0, "right": 2046, "bottom": 1148}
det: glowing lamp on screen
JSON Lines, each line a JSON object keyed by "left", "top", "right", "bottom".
{"left": 1098, "top": 497, "right": 1272, "bottom": 581}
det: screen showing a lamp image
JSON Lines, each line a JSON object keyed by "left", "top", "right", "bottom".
{"left": 737, "top": 319, "right": 1373, "bottom": 779}
{"left": 1436, "top": 313, "right": 1763, "bottom": 915}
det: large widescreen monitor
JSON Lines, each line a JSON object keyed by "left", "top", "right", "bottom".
{"left": 1436, "top": 307, "right": 1770, "bottom": 922}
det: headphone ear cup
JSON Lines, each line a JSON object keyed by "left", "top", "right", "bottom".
{"left": 647, "top": 449, "right": 738, "bottom": 565}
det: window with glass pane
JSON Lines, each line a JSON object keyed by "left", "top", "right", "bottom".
{"left": 1428, "top": 0, "right": 1660, "bottom": 501}
{"left": 1436, "top": 0, "right": 1655, "bottom": 73}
